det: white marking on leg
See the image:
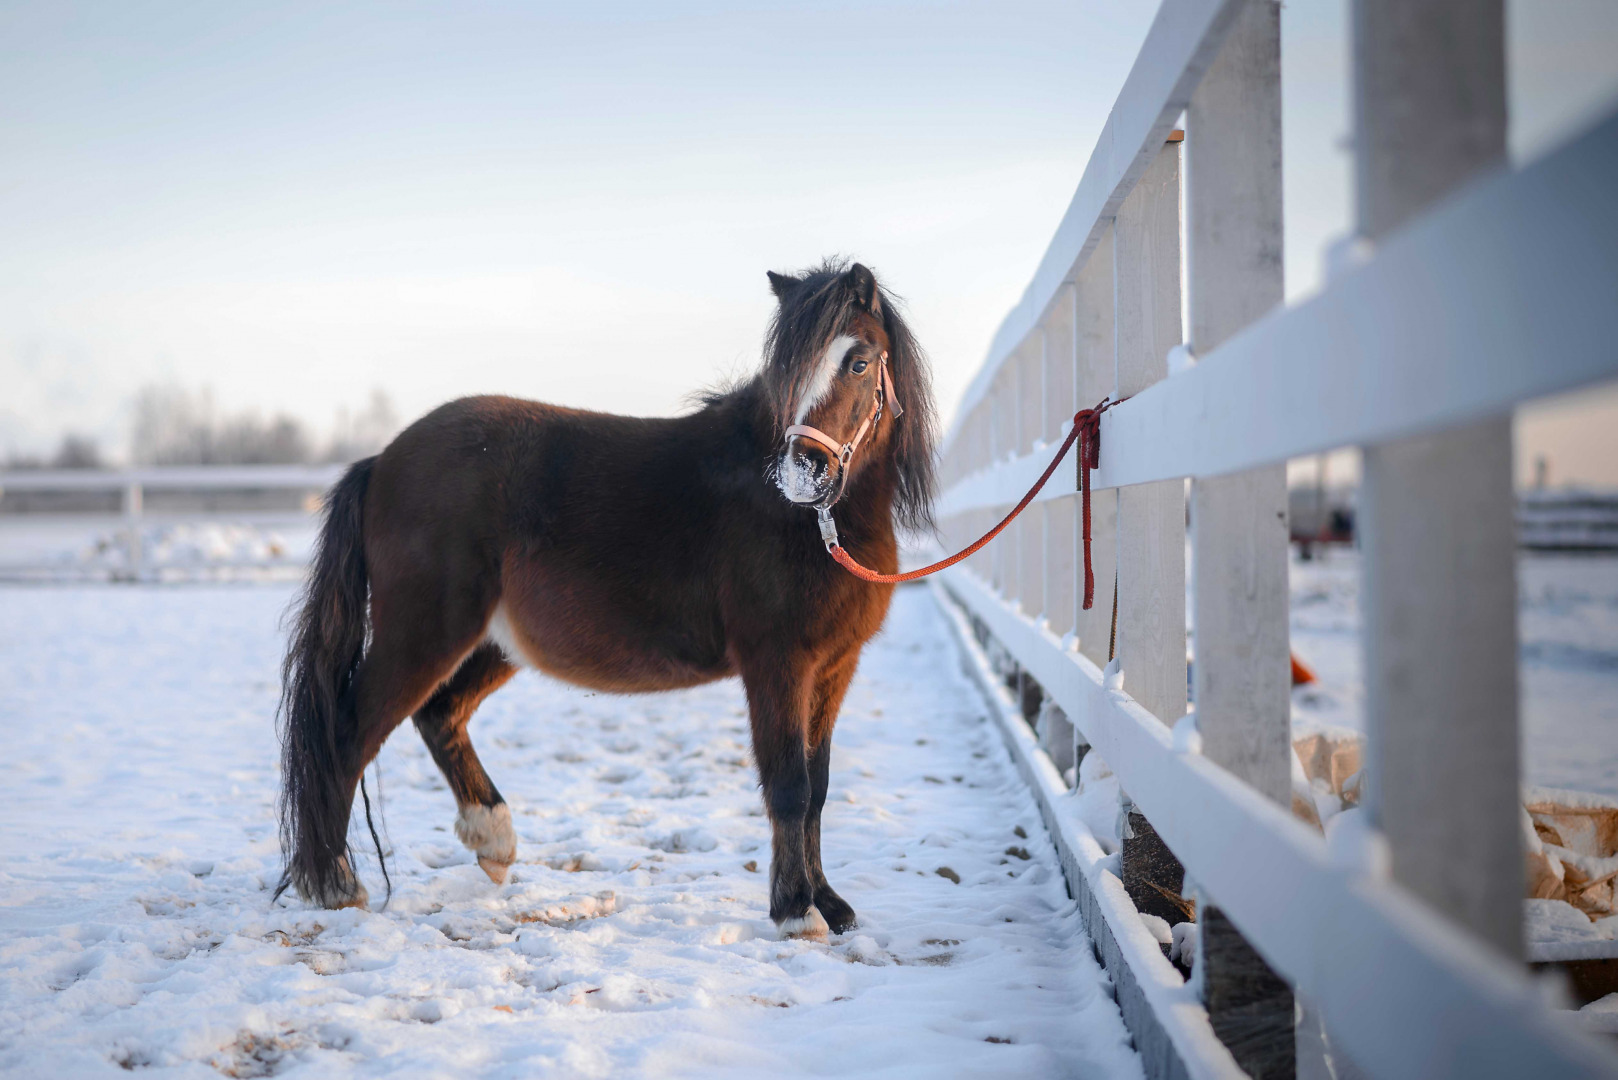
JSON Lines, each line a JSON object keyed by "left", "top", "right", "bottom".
{"left": 456, "top": 802, "right": 517, "bottom": 884}
{"left": 777, "top": 904, "right": 829, "bottom": 941}
{"left": 794, "top": 335, "right": 857, "bottom": 424}
{"left": 483, "top": 603, "right": 532, "bottom": 668}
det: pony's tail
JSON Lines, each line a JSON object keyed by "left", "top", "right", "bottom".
{"left": 275, "top": 457, "right": 376, "bottom": 908}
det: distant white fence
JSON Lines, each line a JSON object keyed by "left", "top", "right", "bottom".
{"left": 1519, "top": 490, "right": 1618, "bottom": 552}
{"left": 931, "top": 1, "right": 1618, "bottom": 1077}
{"left": 0, "top": 465, "right": 342, "bottom": 581}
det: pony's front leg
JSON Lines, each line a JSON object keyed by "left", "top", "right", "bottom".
{"left": 805, "top": 649, "right": 860, "bottom": 933}
{"left": 741, "top": 666, "right": 826, "bottom": 940}
{"left": 805, "top": 737, "right": 857, "bottom": 934}
{"left": 763, "top": 739, "right": 828, "bottom": 940}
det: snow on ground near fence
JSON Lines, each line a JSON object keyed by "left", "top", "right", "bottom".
{"left": 0, "top": 585, "right": 1141, "bottom": 1079}
{"left": 1285, "top": 549, "right": 1618, "bottom": 798}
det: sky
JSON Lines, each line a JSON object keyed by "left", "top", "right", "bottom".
{"left": 2, "top": 0, "right": 1616, "bottom": 483}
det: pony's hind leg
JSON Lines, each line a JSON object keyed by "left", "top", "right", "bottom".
{"left": 301, "top": 590, "right": 493, "bottom": 908}
{"left": 413, "top": 644, "right": 518, "bottom": 883}
{"left": 291, "top": 634, "right": 472, "bottom": 910}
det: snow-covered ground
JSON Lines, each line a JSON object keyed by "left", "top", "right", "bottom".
{"left": 5, "top": 514, "right": 1615, "bottom": 1074}
{"left": 0, "top": 584, "right": 1141, "bottom": 1079}
{"left": 1287, "top": 548, "right": 1618, "bottom": 797}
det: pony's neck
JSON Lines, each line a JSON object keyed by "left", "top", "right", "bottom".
{"left": 826, "top": 451, "right": 899, "bottom": 542}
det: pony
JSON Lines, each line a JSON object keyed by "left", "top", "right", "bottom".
{"left": 276, "top": 259, "right": 936, "bottom": 939}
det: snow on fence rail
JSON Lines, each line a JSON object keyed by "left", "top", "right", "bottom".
{"left": 932, "top": 1, "right": 1618, "bottom": 1077}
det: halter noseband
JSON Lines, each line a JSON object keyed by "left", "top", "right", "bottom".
{"left": 783, "top": 349, "right": 902, "bottom": 514}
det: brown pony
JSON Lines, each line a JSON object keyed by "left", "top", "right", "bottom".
{"left": 276, "top": 260, "right": 936, "bottom": 938}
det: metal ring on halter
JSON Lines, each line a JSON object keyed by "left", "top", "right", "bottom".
{"left": 816, "top": 506, "right": 840, "bottom": 550}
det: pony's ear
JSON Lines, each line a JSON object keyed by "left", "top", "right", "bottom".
{"left": 847, "top": 263, "right": 882, "bottom": 316}
{"left": 766, "top": 271, "right": 803, "bottom": 301}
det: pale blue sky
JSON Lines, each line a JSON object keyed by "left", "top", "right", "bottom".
{"left": 3, "top": 1, "right": 1616, "bottom": 479}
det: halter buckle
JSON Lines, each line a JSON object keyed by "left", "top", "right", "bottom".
{"left": 816, "top": 507, "right": 840, "bottom": 551}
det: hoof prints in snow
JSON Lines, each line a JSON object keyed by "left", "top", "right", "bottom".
{"left": 0, "top": 586, "right": 1142, "bottom": 1078}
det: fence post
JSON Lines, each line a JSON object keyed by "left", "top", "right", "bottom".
{"left": 124, "top": 479, "right": 144, "bottom": 581}
{"left": 1185, "top": 2, "right": 1295, "bottom": 1076}
{"left": 1352, "top": 0, "right": 1523, "bottom": 960}
{"left": 1073, "top": 229, "right": 1117, "bottom": 668}
{"left": 1020, "top": 347, "right": 1046, "bottom": 620}
{"left": 1114, "top": 138, "right": 1192, "bottom": 930}
{"left": 1044, "top": 287, "right": 1078, "bottom": 642}
{"left": 1040, "top": 301, "right": 1080, "bottom": 776}
{"left": 992, "top": 372, "right": 1013, "bottom": 596}
{"left": 1009, "top": 344, "right": 1027, "bottom": 612}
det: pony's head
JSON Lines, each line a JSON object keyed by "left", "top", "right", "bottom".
{"left": 762, "top": 260, "right": 936, "bottom": 531}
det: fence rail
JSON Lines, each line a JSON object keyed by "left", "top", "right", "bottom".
{"left": 950, "top": 0, "right": 1248, "bottom": 438}
{"left": 941, "top": 112, "right": 1618, "bottom": 519}
{"left": 0, "top": 464, "right": 346, "bottom": 495}
{"left": 931, "top": 0, "right": 1618, "bottom": 1076}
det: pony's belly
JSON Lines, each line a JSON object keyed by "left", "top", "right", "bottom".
{"left": 484, "top": 602, "right": 730, "bottom": 693}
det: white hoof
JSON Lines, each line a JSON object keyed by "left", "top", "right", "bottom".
{"left": 777, "top": 905, "right": 830, "bottom": 942}
{"left": 455, "top": 803, "right": 516, "bottom": 883}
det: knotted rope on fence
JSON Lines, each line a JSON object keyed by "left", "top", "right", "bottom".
{"left": 828, "top": 397, "right": 1121, "bottom": 609}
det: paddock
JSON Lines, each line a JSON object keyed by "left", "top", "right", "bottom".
{"left": 0, "top": 583, "right": 1140, "bottom": 1077}
{"left": 3, "top": 0, "right": 1618, "bottom": 1074}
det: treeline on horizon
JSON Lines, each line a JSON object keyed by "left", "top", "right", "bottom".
{"left": 3, "top": 386, "right": 400, "bottom": 471}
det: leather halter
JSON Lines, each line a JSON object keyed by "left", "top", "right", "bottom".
{"left": 783, "top": 349, "right": 902, "bottom": 510}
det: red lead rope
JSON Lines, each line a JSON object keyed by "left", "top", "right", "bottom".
{"left": 823, "top": 397, "right": 1121, "bottom": 608}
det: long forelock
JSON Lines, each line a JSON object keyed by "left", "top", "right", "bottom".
{"left": 763, "top": 260, "right": 860, "bottom": 435}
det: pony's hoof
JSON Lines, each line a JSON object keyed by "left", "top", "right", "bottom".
{"left": 815, "top": 891, "right": 858, "bottom": 935}
{"left": 292, "top": 859, "right": 370, "bottom": 910}
{"left": 331, "top": 883, "right": 371, "bottom": 910}
{"left": 777, "top": 905, "right": 829, "bottom": 942}
{"left": 456, "top": 802, "right": 517, "bottom": 880}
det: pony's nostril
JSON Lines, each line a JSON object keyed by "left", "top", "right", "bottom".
{"left": 800, "top": 446, "right": 832, "bottom": 474}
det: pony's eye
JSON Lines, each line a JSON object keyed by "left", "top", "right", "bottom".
{"left": 850, "top": 359, "right": 869, "bottom": 374}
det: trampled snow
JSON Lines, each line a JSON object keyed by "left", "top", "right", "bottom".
{"left": 0, "top": 584, "right": 1142, "bottom": 1078}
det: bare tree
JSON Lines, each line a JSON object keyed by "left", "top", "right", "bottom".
{"left": 130, "top": 384, "right": 314, "bottom": 466}
{"left": 50, "top": 434, "right": 102, "bottom": 469}
{"left": 131, "top": 385, "right": 215, "bottom": 465}
{"left": 325, "top": 388, "right": 400, "bottom": 463}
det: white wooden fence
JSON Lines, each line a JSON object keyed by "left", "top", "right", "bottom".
{"left": 931, "top": 0, "right": 1618, "bottom": 1077}
{"left": 0, "top": 465, "right": 342, "bottom": 581}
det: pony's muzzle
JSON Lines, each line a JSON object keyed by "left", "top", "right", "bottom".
{"left": 777, "top": 439, "right": 839, "bottom": 505}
